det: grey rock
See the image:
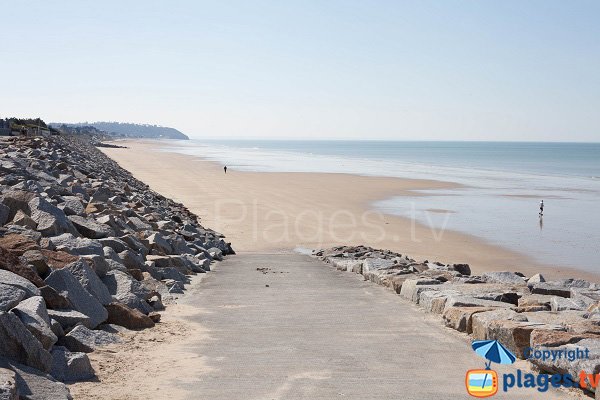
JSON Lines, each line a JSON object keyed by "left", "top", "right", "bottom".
{"left": 48, "top": 234, "right": 103, "bottom": 256}
{"left": 90, "top": 187, "right": 112, "bottom": 203}
{"left": 0, "top": 190, "right": 36, "bottom": 221}
{"left": 531, "top": 283, "right": 571, "bottom": 298}
{"left": 58, "top": 325, "right": 120, "bottom": 353}
{"left": 399, "top": 278, "right": 442, "bottom": 303}
{"left": 0, "top": 283, "right": 26, "bottom": 312}
{"left": 126, "top": 217, "right": 151, "bottom": 231}
{"left": 0, "top": 204, "right": 9, "bottom": 226}
{"left": 482, "top": 271, "right": 526, "bottom": 285}
{"left": 118, "top": 249, "right": 145, "bottom": 270}
{"left": 67, "top": 216, "right": 113, "bottom": 239}
{"left": 101, "top": 270, "right": 152, "bottom": 313}
{"left": 46, "top": 310, "right": 92, "bottom": 331}
{"left": 120, "top": 234, "right": 149, "bottom": 256}
{"left": 81, "top": 254, "right": 109, "bottom": 277}
{"left": 207, "top": 247, "right": 223, "bottom": 261}
{"left": 50, "top": 346, "right": 94, "bottom": 382}
{"left": 103, "top": 245, "right": 122, "bottom": 262}
{"left": 99, "top": 238, "right": 130, "bottom": 254}
{"left": 0, "top": 270, "right": 40, "bottom": 298}
{"left": 11, "top": 296, "right": 57, "bottom": 350}
{"left": 550, "top": 297, "right": 588, "bottom": 312}
{"left": 11, "top": 210, "right": 37, "bottom": 230}
{"left": 44, "top": 269, "right": 107, "bottom": 328}
{"left": 148, "top": 232, "right": 172, "bottom": 254}
{"left": 57, "top": 197, "right": 84, "bottom": 217}
{"left": 0, "top": 312, "right": 52, "bottom": 373}
{"left": 0, "top": 357, "right": 73, "bottom": 400}
{"left": 447, "top": 263, "right": 471, "bottom": 275}
{"left": 527, "top": 273, "right": 546, "bottom": 284}
{"left": 27, "top": 197, "right": 77, "bottom": 237}
{"left": 361, "top": 258, "right": 395, "bottom": 273}
{"left": 471, "top": 309, "right": 528, "bottom": 340}
{"left": 66, "top": 260, "right": 112, "bottom": 305}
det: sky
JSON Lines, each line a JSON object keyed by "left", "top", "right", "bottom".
{"left": 1, "top": 1, "right": 599, "bottom": 141}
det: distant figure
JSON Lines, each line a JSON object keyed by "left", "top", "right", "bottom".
{"left": 539, "top": 200, "right": 544, "bottom": 216}
{"left": 224, "top": 166, "right": 228, "bottom": 174}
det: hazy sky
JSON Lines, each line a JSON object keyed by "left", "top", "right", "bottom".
{"left": 1, "top": 1, "right": 599, "bottom": 141}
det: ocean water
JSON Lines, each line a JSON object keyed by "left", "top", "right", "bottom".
{"left": 165, "top": 140, "right": 600, "bottom": 271}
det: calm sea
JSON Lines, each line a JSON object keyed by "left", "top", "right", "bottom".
{"left": 166, "top": 140, "right": 600, "bottom": 271}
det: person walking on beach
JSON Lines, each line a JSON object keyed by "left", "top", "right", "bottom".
{"left": 539, "top": 200, "right": 544, "bottom": 216}
{"left": 224, "top": 166, "right": 227, "bottom": 174}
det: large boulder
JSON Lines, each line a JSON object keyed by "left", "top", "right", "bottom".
{"left": 58, "top": 325, "right": 120, "bottom": 353}
{"left": 0, "top": 312, "right": 52, "bottom": 373}
{"left": 0, "top": 235, "right": 39, "bottom": 256}
{"left": 486, "top": 320, "right": 565, "bottom": 359}
{"left": 482, "top": 271, "right": 526, "bottom": 285}
{"left": 11, "top": 297, "right": 57, "bottom": 350}
{"left": 471, "top": 309, "right": 528, "bottom": 340}
{"left": 0, "top": 284, "right": 26, "bottom": 312}
{"left": 57, "top": 198, "right": 84, "bottom": 217}
{"left": 147, "top": 232, "right": 172, "bottom": 255}
{"left": 27, "top": 198, "right": 77, "bottom": 237}
{"left": 0, "top": 190, "right": 36, "bottom": 221}
{"left": 67, "top": 216, "right": 113, "bottom": 239}
{"left": 399, "top": 279, "right": 442, "bottom": 303}
{"left": 44, "top": 269, "right": 107, "bottom": 328}
{"left": 0, "top": 270, "right": 40, "bottom": 299}
{"left": 50, "top": 347, "right": 94, "bottom": 382}
{"left": 46, "top": 310, "right": 92, "bottom": 331}
{"left": 66, "top": 260, "right": 112, "bottom": 305}
{"left": 531, "top": 283, "right": 571, "bottom": 298}
{"left": 47, "top": 234, "right": 103, "bottom": 257}
{"left": 0, "top": 358, "right": 72, "bottom": 400}
{"left": 105, "top": 303, "right": 155, "bottom": 330}
{"left": 443, "top": 306, "right": 497, "bottom": 333}
{"left": 99, "top": 238, "right": 130, "bottom": 254}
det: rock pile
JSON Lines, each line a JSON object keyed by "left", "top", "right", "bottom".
{"left": 316, "top": 245, "right": 600, "bottom": 397}
{"left": 0, "top": 135, "right": 234, "bottom": 399}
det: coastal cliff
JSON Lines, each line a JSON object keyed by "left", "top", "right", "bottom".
{"left": 0, "top": 134, "right": 232, "bottom": 399}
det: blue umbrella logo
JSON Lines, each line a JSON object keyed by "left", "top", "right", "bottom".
{"left": 466, "top": 340, "right": 515, "bottom": 397}
{"left": 472, "top": 340, "right": 516, "bottom": 369}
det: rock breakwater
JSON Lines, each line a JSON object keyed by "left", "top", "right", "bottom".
{"left": 0, "top": 135, "right": 233, "bottom": 399}
{"left": 316, "top": 245, "right": 600, "bottom": 397}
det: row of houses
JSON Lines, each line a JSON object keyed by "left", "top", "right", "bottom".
{"left": 0, "top": 119, "right": 52, "bottom": 137}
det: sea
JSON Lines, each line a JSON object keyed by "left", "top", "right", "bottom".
{"left": 164, "top": 140, "right": 600, "bottom": 272}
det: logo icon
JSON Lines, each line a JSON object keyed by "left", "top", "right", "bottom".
{"left": 466, "top": 340, "right": 516, "bottom": 398}
{"left": 466, "top": 369, "right": 498, "bottom": 398}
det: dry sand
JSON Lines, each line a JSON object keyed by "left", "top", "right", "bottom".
{"left": 68, "top": 277, "right": 210, "bottom": 400}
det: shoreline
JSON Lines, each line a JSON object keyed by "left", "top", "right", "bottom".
{"left": 101, "top": 139, "right": 599, "bottom": 283}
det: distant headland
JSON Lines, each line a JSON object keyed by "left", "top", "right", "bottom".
{"left": 50, "top": 121, "right": 190, "bottom": 140}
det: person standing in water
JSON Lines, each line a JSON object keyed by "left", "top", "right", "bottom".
{"left": 224, "top": 166, "right": 227, "bottom": 174}
{"left": 539, "top": 200, "right": 544, "bottom": 216}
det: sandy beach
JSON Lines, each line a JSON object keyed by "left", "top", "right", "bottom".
{"left": 101, "top": 140, "right": 597, "bottom": 282}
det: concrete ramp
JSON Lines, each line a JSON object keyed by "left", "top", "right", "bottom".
{"left": 180, "top": 253, "right": 570, "bottom": 399}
